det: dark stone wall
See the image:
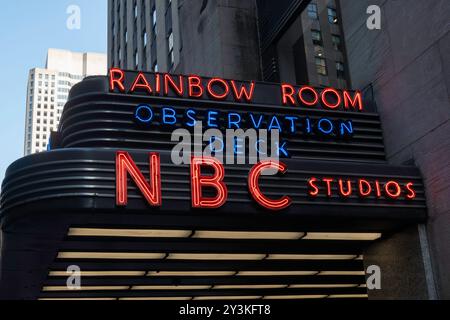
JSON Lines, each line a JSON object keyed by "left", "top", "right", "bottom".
{"left": 340, "top": 0, "right": 450, "bottom": 299}
{"left": 176, "top": 0, "right": 261, "bottom": 80}
{"left": 363, "top": 227, "right": 429, "bottom": 299}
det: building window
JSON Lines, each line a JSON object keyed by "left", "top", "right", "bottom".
{"left": 311, "top": 29, "right": 322, "bottom": 46}
{"left": 135, "top": 50, "right": 139, "bottom": 68}
{"left": 332, "top": 34, "right": 341, "bottom": 51}
{"left": 328, "top": 7, "right": 338, "bottom": 24}
{"left": 336, "top": 61, "right": 345, "bottom": 79}
{"left": 315, "top": 57, "right": 327, "bottom": 76}
{"left": 307, "top": 3, "right": 319, "bottom": 20}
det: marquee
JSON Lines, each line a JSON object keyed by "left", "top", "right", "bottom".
{"left": 0, "top": 71, "right": 427, "bottom": 300}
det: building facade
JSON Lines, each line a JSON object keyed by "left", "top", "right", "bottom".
{"left": 108, "top": 0, "right": 182, "bottom": 73}
{"left": 258, "top": 0, "right": 349, "bottom": 89}
{"left": 108, "top": 0, "right": 261, "bottom": 80}
{"left": 24, "top": 49, "right": 107, "bottom": 155}
{"left": 105, "top": 0, "right": 450, "bottom": 299}
{"left": 107, "top": 0, "right": 348, "bottom": 88}
{"left": 0, "top": 0, "right": 446, "bottom": 301}
{"left": 339, "top": 0, "right": 450, "bottom": 299}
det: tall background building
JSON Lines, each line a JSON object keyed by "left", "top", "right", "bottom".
{"left": 258, "top": 0, "right": 349, "bottom": 89}
{"left": 108, "top": 0, "right": 261, "bottom": 79}
{"left": 107, "top": 0, "right": 347, "bottom": 87}
{"left": 107, "top": 0, "right": 450, "bottom": 299}
{"left": 24, "top": 49, "right": 107, "bottom": 155}
{"left": 108, "top": 0, "right": 182, "bottom": 73}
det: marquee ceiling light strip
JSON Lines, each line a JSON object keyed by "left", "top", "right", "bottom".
{"left": 237, "top": 271, "right": 318, "bottom": 276}
{"left": 48, "top": 271, "right": 147, "bottom": 277}
{"left": 57, "top": 252, "right": 166, "bottom": 260}
{"left": 167, "top": 253, "right": 267, "bottom": 261}
{"left": 319, "top": 271, "right": 366, "bottom": 276}
{"left": 266, "top": 254, "right": 359, "bottom": 260}
{"left": 149, "top": 271, "right": 322, "bottom": 276}
{"left": 131, "top": 285, "right": 211, "bottom": 290}
{"left": 213, "top": 284, "right": 288, "bottom": 290}
{"left": 263, "top": 295, "right": 327, "bottom": 300}
{"left": 119, "top": 297, "right": 192, "bottom": 301}
{"left": 288, "top": 284, "right": 360, "bottom": 289}
{"left": 167, "top": 253, "right": 360, "bottom": 261}
{"left": 303, "top": 233, "right": 382, "bottom": 241}
{"left": 68, "top": 228, "right": 306, "bottom": 240}
{"left": 42, "top": 286, "right": 129, "bottom": 292}
{"left": 68, "top": 228, "right": 192, "bottom": 238}
{"left": 66, "top": 229, "right": 381, "bottom": 241}
{"left": 193, "top": 296, "right": 263, "bottom": 301}
{"left": 39, "top": 298, "right": 117, "bottom": 301}
{"left": 56, "top": 252, "right": 367, "bottom": 262}
{"left": 192, "top": 231, "right": 305, "bottom": 240}
{"left": 147, "top": 271, "right": 236, "bottom": 277}
{"left": 328, "top": 294, "right": 369, "bottom": 299}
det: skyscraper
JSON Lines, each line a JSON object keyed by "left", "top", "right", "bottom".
{"left": 24, "top": 49, "right": 107, "bottom": 155}
{"left": 107, "top": 0, "right": 347, "bottom": 87}
{"left": 258, "top": 0, "right": 349, "bottom": 88}
{"left": 107, "top": 0, "right": 261, "bottom": 79}
{"left": 108, "top": 0, "right": 182, "bottom": 73}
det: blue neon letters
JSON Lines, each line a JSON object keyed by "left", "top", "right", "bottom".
{"left": 134, "top": 105, "right": 354, "bottom": 137}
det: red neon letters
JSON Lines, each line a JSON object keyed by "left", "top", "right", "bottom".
{"left": 231, "top": 80, "right": 255, "bottom": 102}
{"left": 130, "top": 72, "right": 153, "bottom": 94}
{"left": 248, "top": 161, "right": 292, "bottom": 210}
{"left": 109, "top": 68, "right": 255, "bottom": 102}
{"left": 281, "top": 83, "right": 363, "bottom": 111}
{"left": 343, "top": 90, "right": 363, "bottom": 111}
{"left": 190, "top": 157, "right": 228, "bottom": 209}
{"left": 108, "top": 68, "right": 363, "bottom": 110}
{"left": 308, "top": 177, "right": 416, "bottom": 200}
{"left": 109, "top": 68, "right": 125, "bottom": 92}
{"left": 115, "top": 152, "right": 416, "bottom": 209}
{"left": 115, "top": 152, "right": 290, "bottom": 210}
{"left": 116, "top": 151, "right": 162, "bottom": 206}
{"left": 188, "top": 75, "right": 204, "bottom": 98}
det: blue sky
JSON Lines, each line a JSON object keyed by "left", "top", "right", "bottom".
{"left": 0, "top": 0, "right": 107, "bottom": 183}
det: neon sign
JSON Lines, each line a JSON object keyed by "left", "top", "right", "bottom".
{"left": 109, "top": 68, "right": 364, "bottom": 111}
{"left": 133, "top": 104, "right": 354, "bottom": 137}
{"left": 115, "top": 152, "right": 418, "bottom": 211}
{"left": 307, "top": 177, "right": 416, "bottom": 199}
